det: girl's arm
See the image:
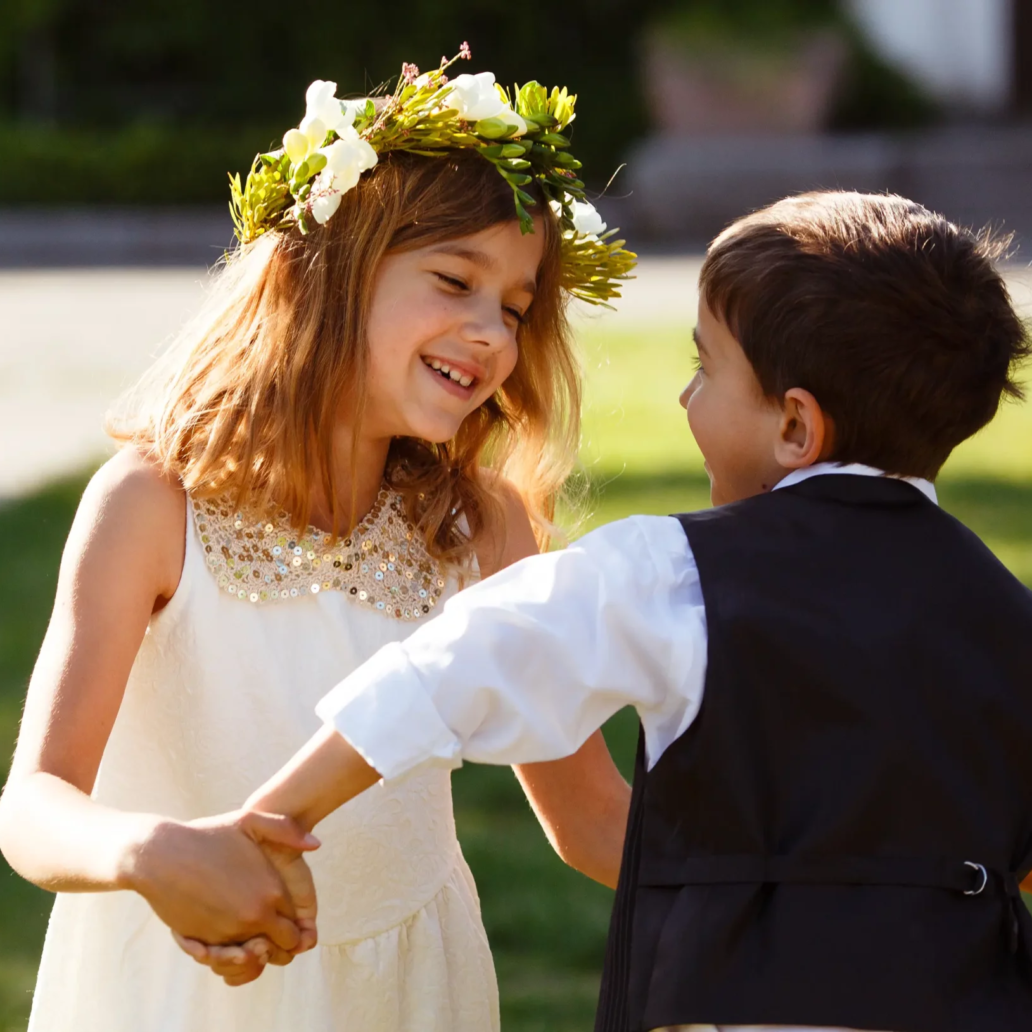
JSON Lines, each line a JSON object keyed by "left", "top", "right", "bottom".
{"left": 0, "top": 449, "right": 314, "bottom": 950}
{"left": 476, "top": 483, "right": 630, "bottom": 890}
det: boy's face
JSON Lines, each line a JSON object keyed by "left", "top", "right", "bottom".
{"left": 680, "top": 299, "right": 792, "bottom": 506}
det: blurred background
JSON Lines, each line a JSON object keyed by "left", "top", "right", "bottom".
{"left": 1, "top": 1, "right": 1031, "bottom": 1029}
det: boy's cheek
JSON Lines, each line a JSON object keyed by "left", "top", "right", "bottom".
{"left": 684, "top": 391, "right": 711, "bottom": 461}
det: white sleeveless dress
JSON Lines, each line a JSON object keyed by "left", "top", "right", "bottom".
{"left": 28, "top": 489, "right": 499, "bottom": 1032}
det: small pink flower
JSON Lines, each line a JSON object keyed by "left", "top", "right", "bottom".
{"left": 402, "top": 62, "right": 420, "bottom": 84}
{"left": 460, "top": 41, "right": 471, "bottom": 60}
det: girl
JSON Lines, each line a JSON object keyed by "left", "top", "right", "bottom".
{"left": 0, "top": 58, "right": 634, "bottom": 1031}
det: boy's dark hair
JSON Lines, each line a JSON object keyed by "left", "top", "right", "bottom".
{"left": 700, "top": 191, "right": 1031, "bottom": 478}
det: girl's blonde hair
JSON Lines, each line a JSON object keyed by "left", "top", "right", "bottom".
{"left": 109, "top": 150, "right": 580, "bottom": 567}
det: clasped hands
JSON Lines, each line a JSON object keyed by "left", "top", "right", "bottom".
{"left": 129, "top": 808, "right": 321, "bottom": 986}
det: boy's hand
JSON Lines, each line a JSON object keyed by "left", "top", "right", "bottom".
{"left": 255, "top": 820, "right": 319, "bottom": 952}
{"left": 173, "top": 933, "right": 281, "bottom": 986}
{"left": 125, "top": 809, "right": 319, "bottom": 950}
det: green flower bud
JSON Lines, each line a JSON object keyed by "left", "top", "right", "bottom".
{"left": 476, "top": 117, "right": 515, "bottom": 140}
{"left": 553, "top": 151, "right": 581, "bottom": 169}
{"left": 522, "top": 113, "right": 558, "bottom": 129}
{"left": 501, "top": 171, "right": 533, "bottom": 186}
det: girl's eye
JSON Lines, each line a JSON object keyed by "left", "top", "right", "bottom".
{"left": 435, "top": 272, "right": 525, "bottom": 325}
{"left": 691, "top": 354, "right": 703, "bottom": 371}
{"left": 434, "top": 272, "right": 468, "bottom": 290}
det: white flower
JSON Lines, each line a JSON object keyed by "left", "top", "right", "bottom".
{"left": 309, "top": 126, "right": 379, "bottom": 225}
{"left": 446, "top": 71, "right": 527, "bottom": 136}
{"left": 569, "top": 200, "right": 607, "bottom": 237}
{"left": 283, "top": 82, "right": 360, "bottom": 165}
{"left": 310, "top": 188, "right": 343, "bottom": 226}
{"left": 283, "top": 127, "right": 311, "bottom": 165}
{"left": 446, "top": 72, "right": 502, "bottom": 120}
{"left": 305, "top": 79, "right": 355, "bottom": 134}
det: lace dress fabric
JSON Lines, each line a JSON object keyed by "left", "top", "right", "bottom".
{"left": 27, "top": 492, "right": 498, "bottom": 1032}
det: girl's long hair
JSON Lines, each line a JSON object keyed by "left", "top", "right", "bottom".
{"left": 108, "top": 150, "right": 580, "bottom": 567}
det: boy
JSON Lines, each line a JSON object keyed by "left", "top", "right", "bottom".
{"left": 224, "top": 192, "right": 1032, "bottom": 1030}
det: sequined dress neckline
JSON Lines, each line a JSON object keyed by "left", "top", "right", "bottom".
{"left": 191, "top": 487, "right": 446, "bottom": 620}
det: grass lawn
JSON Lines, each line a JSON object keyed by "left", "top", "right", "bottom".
{"left": 1, "top": 325, "right": 1031, "bottom": 1031}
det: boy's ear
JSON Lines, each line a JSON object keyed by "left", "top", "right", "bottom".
{"left": 773, "top": 388, "right": 834, "bottom": 470}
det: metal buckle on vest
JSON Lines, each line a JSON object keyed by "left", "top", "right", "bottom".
{"left": 963, "top": 861, "right": 988, "bottom": 896}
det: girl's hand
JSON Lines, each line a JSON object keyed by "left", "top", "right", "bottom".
{"left": 127, "top": 809, "right": 320, "bottom": 951}
{"left": 167, "top": 810, "right": 319, "bottom": 986}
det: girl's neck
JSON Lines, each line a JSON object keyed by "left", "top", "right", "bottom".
{"left": 305, "top": 429, "right": 391, "bottom": 537}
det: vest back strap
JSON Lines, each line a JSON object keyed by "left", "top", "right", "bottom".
{"left": 639, "top": 854, "right": 1005, "bottom": 893}
{"left": 639, "top": 854, "right": 1030, "bottom": 957}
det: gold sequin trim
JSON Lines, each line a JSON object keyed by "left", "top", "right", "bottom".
{"left": 192, "top": 489, "right": 447, "bottom": 620}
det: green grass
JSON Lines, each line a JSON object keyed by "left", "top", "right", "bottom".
{"left": 1, "top": 327, "right": 1031, "bottom": 1030}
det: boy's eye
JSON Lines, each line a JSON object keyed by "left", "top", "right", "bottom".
{"left": 691, "top": 354, "right": 703, "bottom": 371}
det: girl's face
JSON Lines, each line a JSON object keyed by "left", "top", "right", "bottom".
{"left": 359, "top": 219, "right": 544, "bottom": 444}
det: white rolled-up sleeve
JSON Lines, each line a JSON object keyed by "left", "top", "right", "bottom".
{"left": 315, "top": 515, "right": 708, "bottom": 780}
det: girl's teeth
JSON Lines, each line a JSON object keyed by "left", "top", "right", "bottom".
{"left": 423, "top": 357, "right": 475, "bottom": 388}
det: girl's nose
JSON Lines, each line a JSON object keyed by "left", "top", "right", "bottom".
{"left": 465, "top": 311, "right": 513, "bottom": 353}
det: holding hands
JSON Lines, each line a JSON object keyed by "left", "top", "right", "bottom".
{"left": 128, "top": 809, "right": 321, "bottom": 986}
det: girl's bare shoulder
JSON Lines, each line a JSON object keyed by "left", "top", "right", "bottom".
{"left": 73, "top": 447, "right": 186, "bottom": 601}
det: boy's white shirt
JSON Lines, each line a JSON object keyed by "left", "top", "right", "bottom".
{"left": 315, "top": 462, "right": 933, "bottom": 1032}
{"left": 315, "top": 462, "right": 936, "bottom": 778}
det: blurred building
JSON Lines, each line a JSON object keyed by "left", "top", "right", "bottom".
{"left": 847, "top": 0, "right": 1015, "bottom": 113}
{"left": 618, "top": 0, "right": 1032, "bottom": 250}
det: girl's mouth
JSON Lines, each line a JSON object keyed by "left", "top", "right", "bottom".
{"left": 421, "top": 356, "right": 478, "bottom": 388}
{"left": 421, "top": 356, "right": 480, "bottom": 397}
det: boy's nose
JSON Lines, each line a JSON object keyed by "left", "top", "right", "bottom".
{"left": 679, "top": 376, "right": 699, "bottom": 410}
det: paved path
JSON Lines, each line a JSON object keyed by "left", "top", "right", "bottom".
{"left": 1, "top": 258, "right": 1029, "bottom": 500}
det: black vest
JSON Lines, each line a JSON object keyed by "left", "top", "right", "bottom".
{"left": 596, "top": 475, "right": 1032, "bottom": 1032}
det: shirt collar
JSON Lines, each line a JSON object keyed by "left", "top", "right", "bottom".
{"left": 773, "top": 461, "right": 938, "bottom": 506}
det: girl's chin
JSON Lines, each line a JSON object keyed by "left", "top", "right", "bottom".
{"left": 395, "top": 415, "right": 466, "bottom": 445}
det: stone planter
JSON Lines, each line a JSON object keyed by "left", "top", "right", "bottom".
{"left": 642, "top": 27, "right": 850, "bottom": 136}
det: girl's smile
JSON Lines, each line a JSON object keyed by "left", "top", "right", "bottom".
{"left": 420, "top": 354, "right": 485, "bottom": 396}
{"left": 357, "top": 219, "right": 543, "bottom": 446}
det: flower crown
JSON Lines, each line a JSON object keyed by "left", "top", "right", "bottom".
{"left": 229, "top": 45, "right": 636, "bottom": 306}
